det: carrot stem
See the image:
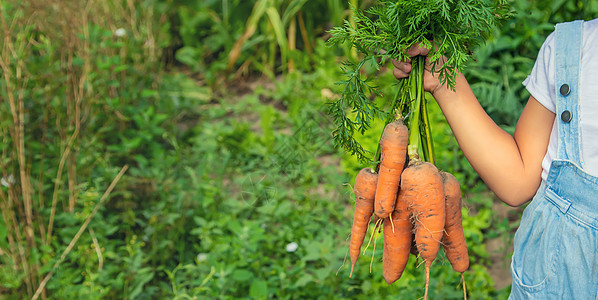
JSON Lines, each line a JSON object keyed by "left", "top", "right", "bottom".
{"left": 407, "top": 56, "right": 425, "bottom": 160}
{"left": 462, "top": 272, "right": 467, "bottom": 300}
{"left": 420, "top": 92, "right": 435, "bottom": 164}
{"left": 402, "top": 55, "right": 436, "bottom": 163}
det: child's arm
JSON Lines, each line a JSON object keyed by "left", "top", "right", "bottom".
{"left": 393, "top": 46, "right": 555, "bottom": 206}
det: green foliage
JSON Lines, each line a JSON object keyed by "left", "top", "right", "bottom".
{"left": 168, "top": 0, "right": 349, "bottom": 84}
{"left": 0, "top": 0, "right": 173, "bottom": 297}
{"left": 327, "top": 0, "right": 512, "bottom": 164}
{"left": 327, "top": 59, "right": 386, "bottom": 164}
{"left": 328, "top": 0, "right": 512, "bottom": 88}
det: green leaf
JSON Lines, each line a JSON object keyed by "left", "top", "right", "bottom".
{"left": 265, "top": 7, "right": 288, "bottom": 68}
{"left": 260, "top": 105, "right": 275, "bottom": 148}
{"left": 232, "top": 269, "right": 254, "bottom": 282}
{"left": 302, "top": 240, "right": 322, "bottom": 261}
{"left": 128, "top": 268, "right": 155, "bottom": 299}
{"left": 249, "top": 279, "right": 268, "bottom": 299}
{"left": 294, "top": 274, "right": 314, "bottom": 287}
{"left": 72, "top": 56, "right": 85, "bottom": 67}
{"left": 175, "top": 46, "right": 200, "bottom": 68}
{"left": 141, "top": 89, "right": 159, "bottom": 98}
{"left": 314, "top": 267, "right": 331, "bottom": 282}
{"left": 0, "top": 217, "right": 7, "bottom": 248}
{"left": 282, "top": 0, "right": 309, "bottom": 26}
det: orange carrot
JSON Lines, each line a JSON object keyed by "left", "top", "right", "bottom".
{"left": 374, "top": 119, "right": 408, "bottom": 219}
{"left": 402, "top": 159, "right": 445, "bottom": 300}
{"left": 382, "top": 189, "right": 412, "bottom": 284}
{"left": 349, "top": 168, "right": 378, "bottom": 277}
{"left": 440, "top": 172, "right": 469, "bottom": 273}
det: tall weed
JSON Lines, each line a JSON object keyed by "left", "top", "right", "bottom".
{"left": 170, "top": 0, "right": 352, "bottom": 85}
{"left": 0, "top": 0, "right": 167, "bottom": 297}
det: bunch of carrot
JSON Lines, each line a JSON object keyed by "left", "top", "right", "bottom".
{"left": 330, "top": 1, "right": 512, "bottom": 298}
{"left": 349, "top": 118, "right": 469, "bottom": 300}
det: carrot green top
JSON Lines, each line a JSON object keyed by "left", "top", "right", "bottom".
{"left": 327, "top": 0, "right": 512, "bottom": 164}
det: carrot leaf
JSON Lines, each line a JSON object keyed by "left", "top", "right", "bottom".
{"left": 327, "top": 0, "right": 513, "bottom": 164}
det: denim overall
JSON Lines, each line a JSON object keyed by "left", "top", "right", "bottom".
{"left": 508, "top": 20, "right": 598, "bottom": 299}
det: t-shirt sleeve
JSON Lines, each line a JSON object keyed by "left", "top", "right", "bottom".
{"left": 522, "top": 31, "right": 557, "bottom": 113}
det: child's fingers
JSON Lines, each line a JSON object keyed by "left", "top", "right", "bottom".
{"left": 392, "top": 42, "right": 432, "bottom": 80}
{"left": 393, "top": 66, "right": 410, "bottom": 79}
{"left": 406, "top": 42, "right": 431, "bottom": 57}
{"left": 392, "top": 59, "right": 411, "bottom": 79}
{"left": 391, "top": 58, "right": 409, "bottom": 68}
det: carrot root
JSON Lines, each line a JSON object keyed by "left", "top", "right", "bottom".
{"left": 364, "top": 218, "right": 383, "bottom": 255}
{"left": 440, "top": 171, "right": 469, "bottom": 273}
{"left": 389, "top": 211, "right": 395, "bottom": 233}
{"left": 461, "top": 272, "right": 467, "bottom": 300}
{"left": 369, "top": 222, "right": 381, "bottom": 273}
{"left": 424, "top": 261, "right": 431, "bottom": 300}
{"left": 374, "top": 119, "right": 408, "bottom": 218}
{"left": 349, "top": 168, "right": 378, "bottom": 277}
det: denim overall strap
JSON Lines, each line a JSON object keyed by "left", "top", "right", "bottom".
{"left": 554, "top": 20, "right": 584, "bottom": 165}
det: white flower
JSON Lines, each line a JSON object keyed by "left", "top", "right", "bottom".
{"left": 114, "top": 28, "right": 127, "bottom": 37}
{"left": 286, "top": 242, "right": 298, "bottom": 252}
{"left": 1, "top": 174, "right": 14, "bottom": 187}
{"left": 196, "top": 253, "right": 208, "bottom": 262}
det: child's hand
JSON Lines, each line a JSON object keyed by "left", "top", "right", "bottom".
{"left": 391, "top": 43, "right": 447, "bottom": 96}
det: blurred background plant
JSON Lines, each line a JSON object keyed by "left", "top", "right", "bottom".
{"left": 1, "top": 0, "right": 596, "bottom": 298}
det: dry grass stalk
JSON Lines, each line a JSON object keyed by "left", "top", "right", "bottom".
{"left": 32, "top": 165, "right": 129, "bottom": 300}
{"left": 0, "top": 0, "right": 163, "bottom": 297}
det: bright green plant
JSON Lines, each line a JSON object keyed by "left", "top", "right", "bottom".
{"left": 170, "top": 0, "right": 354, "bottom": 84}
{"left": 0, "top": 0, "right": 170, "bottom": 298}
{"left": 326, "top": 0, "right": 513, "bottom": 165}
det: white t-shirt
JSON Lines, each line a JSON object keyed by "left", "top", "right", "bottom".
{"left": 523, "top": 18, "right": 598, "bottom": 180}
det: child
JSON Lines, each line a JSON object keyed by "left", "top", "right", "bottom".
{"left": 392, "top": 19, "right": 598, "bottom": 299}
